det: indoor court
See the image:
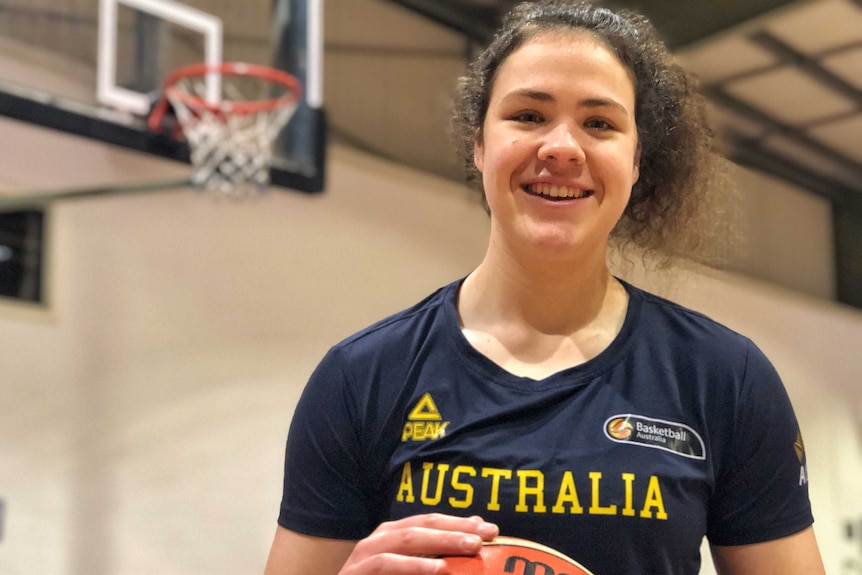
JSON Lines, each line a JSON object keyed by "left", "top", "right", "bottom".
{"left": 0, "top": 0, "right": 861, "bottom": 573}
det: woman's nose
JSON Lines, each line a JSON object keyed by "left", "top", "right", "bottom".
{"left": 537, "top": 123, "right": 586, "bottom": 165}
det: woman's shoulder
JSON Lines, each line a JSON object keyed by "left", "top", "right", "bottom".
{"left": 624, "top": 280, "right": 756, "bottom": 358}
{"left": 332, "top": 280, "right": 461, "bottom": 358}
{"left": 623, "top": 282, "right": 786, "bottom": 415}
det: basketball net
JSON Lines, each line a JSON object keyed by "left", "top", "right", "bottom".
{"left": 149, "top": 63, "right": 301, "bottom": 199}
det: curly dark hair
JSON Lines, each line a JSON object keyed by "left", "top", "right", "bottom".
{"left": 452, "top": 0, "right": 730, "bottom": 264}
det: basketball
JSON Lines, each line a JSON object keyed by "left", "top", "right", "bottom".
{"left": 443, "top": 536, "right": 595, "bottom": 575}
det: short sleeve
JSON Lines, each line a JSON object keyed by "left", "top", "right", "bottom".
{"left": 277, "top": 347, "right": 374, "bottom": 539}
{"left": 707, "top": 341, "right": 814, "bottom": 546}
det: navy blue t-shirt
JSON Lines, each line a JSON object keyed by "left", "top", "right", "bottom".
{"left": 279, "top": 279, "right": 813, "bottom": 574}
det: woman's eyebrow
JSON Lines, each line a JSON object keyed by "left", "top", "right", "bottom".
{"left": 578, "top": 97, "right": 630, "bottom": 114}
{"left": 501, "top": 88, "right": 555, "bottom": 102}
{"left": 501, "top": 90, "right": 629, "bottom": 114}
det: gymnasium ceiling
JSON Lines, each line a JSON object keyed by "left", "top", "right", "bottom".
{"left": 390, "top": 0, "right": 862, "bottom": 211}
{"left": 392, "top": 0, "right": 804, "bottom": 47}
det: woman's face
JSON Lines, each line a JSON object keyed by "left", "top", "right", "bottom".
{"left": 474, "top": 31, "right": 640, "bottom": 262}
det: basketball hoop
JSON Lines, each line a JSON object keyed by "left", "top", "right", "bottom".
{"left": 148, "top": 62, "right": 301, "bottom": 198}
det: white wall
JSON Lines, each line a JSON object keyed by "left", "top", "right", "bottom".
{"left": 0, "top": 143, "right": 489, "bottom": 575}
{"left": 0, "top": 142, "right": 860, "bottom": 574}
{"left": 728, "top": 164, "right": 836, "bottom": 300}
{"left": 324, "top": 0, "right": 468, "bottom": 180}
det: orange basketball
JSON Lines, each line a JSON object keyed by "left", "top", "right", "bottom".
{"left": 443, "top": 536, "right": 595, "bottom": 575}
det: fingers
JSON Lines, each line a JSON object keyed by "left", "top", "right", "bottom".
{"left": 346, "top": 553, "right": 447, "bottom": 575}
{"left": 364, "top": 514, "right": 498, "bottom": 557}
{"left": 340, "top": 514, "right": 499, "bottom": 575}
{"left": 377, "top": 514, "right": 499, "bottom": 542}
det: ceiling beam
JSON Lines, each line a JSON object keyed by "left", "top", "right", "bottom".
{"left": 707, "top": 86, "right": 862, "bottom": 189}
{"left": 385, "top": 0, "right": 500, "bottom": 43}
{"left": 726, "top": 136, "right": 862, "bottom": 210}
{"left": 750, "top": 31, "right": 862, "bottom": 108}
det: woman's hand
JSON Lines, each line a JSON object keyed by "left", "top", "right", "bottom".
{"left": 341, "top": 514, "right": 500, "bottom": 575}
{"left": 265, "top": 514, "right": 499, "bottom": 575}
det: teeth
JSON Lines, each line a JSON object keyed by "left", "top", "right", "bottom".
{"left": 527, "top": 183, "right": 588, "bottom": 199}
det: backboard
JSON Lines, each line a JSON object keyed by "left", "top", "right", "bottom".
{"left": 0, "top": 0, "right": 325, "bottom": 195}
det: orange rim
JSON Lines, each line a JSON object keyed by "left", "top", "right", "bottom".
{"left": 148, "top": 62, "right": 301, "bottom": 132}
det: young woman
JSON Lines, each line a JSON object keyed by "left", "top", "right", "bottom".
{"left": 265, "top": 2, "right": 825, "bottom": 574}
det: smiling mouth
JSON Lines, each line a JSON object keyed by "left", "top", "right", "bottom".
{"left": 524, "top": 183, "right": 593, "bottom": 200}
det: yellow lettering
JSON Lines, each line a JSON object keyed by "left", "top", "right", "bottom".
{"left": 589, "top": 471, "right": 618, "bottom": 515}
{"left": 515, "top": 470, "right": 547, "bottom": 513}
{"left": 420, "top": 462, "right": 450, "bottom": 505}
{"left": 621, "top": 473, "right": 636, "bottom": 517}
{"left": 448, "top": 465, "right": 476, "bottom": 508}
{"left": 640, "top": 475, "right": 668, "bottom": 520}
{"left": 401, "top": 422, "right": 413, "bottom": 442}
{"left": 401, "top": 421, "right": 450, "bottom": 441}
{"left": 551, "top": 472, "right": 584, "bottom": 514}
{"left": 399, "top": 463, "right": 668, "bottom": 522}
{"left": 482, "top": 468, "right": 513, "bottom": 511}
{"left": 397, "top": 462, "right": 415, "bottom": 503}
{"left": 423, "top": 423, "right": 439, "bottom": 440}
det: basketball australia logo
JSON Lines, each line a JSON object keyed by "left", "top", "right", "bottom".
{"left": 605, "top": 415, "right": 705, "bottom": 460}
{"left": 402, "top": 393, "right": 450, "bottom": 442}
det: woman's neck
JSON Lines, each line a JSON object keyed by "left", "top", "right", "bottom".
{"left": 464, "top": 241, "right": 618, "bottom": 334}
{"left": 457, "top": 247, "right": 629, "bottom": 379}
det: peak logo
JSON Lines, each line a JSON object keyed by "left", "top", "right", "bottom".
{"left": 402, "top": 393, "right": 450, "bottom": 442}
{"left": 604, "top": 415, "right": 705, "bottom": 460}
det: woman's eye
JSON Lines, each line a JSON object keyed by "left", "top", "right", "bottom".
{"left": 585, "top": 118, "right": 614, "bottom": 131}
{"left": 511, "top": 112, "right": 543, "bottom": 123}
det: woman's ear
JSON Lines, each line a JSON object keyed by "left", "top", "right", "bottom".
{"left": 473, "top": 132, "right": 485, "bottom": 174}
